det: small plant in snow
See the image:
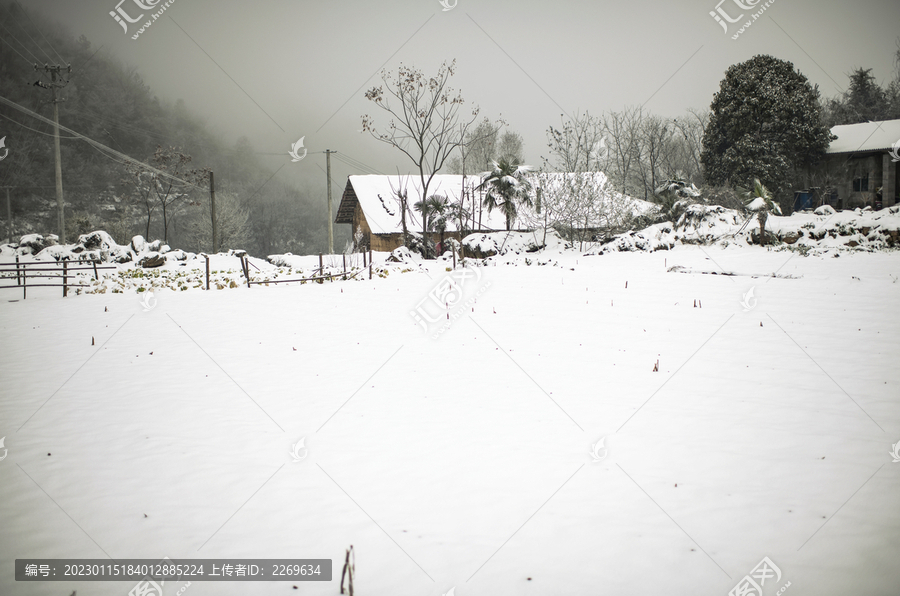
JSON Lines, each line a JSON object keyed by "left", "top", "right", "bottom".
{"left": 738, "top": 178, "right": 781, "bottom": 246}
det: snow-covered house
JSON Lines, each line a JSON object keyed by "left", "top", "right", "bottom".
{"left": 334, "top": 173, "right": 655, "bottom": 252}
{"left": 820, "top": 119, "right": 900, "bottom": 210}
{"left": 334, "top": 175, "right": 509, "bottom": 252}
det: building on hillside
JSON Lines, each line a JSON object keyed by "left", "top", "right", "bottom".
{"left": 334, "top": 173, "right": 656, "bottom": 253}
{"left": 812, "top": 119, "right": 900, "bottom": 210}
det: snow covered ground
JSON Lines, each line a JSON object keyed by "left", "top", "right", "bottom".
{"left": 1, "top": 240, "right": 899, "bottom": 596}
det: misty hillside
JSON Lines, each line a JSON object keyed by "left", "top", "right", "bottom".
{"left": 0, "top": 1, "right": 342, "bottom": 256}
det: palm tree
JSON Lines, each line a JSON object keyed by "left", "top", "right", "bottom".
{"left": 738, "top": 178, "right": 781, "bottom": 245}
{"left": 413, "top": 197, "right": 432, "bottom": 258}
{"left": 426, "top": 195, "right": 450, "bottom": 254}
{"left": 477, "top": 158, "right": 534, "bottom": 231}
{"left": 413, "top": 194, "right": 450, "bottom": 258}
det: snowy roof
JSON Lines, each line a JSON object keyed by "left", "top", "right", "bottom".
{"left": 337, "top": 174, "right": 508, "bottom": 234}
{"left": 335, "top": 172, "right": 655, "bottom": 234}
{"left": 336, "top": 173, "right": 656, "bottom": 235}
{"left": 826, "top": 119, "right": 900, "bottom": 154}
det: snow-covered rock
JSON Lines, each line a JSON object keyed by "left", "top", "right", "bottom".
{"left": 130, "top": 235, "right": 147, "bottom": 254}
{"left": 387, "top": 246, "right": 414, "bottom": 263}
{"left": 589, "top": 204, "right": 900, "bottom": 256}
{"left": 462, "top": 230, "right": 554, "bottom": 257}
{"left": 18, "top": 233, "right": 58, "bottom": 254}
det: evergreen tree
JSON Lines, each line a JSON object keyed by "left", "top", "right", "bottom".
{"left": 701, "top": 55, "right": 833, "bottom": 206}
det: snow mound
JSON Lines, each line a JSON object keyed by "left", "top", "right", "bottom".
{"left": 387, "top": 246, "right": 415, "bottom": 263}
{"left": 462, "top": 229, "right": 566, "bottom": 257}
{"left": 17, "top": 233, "right": 59, "bottom": 254}
{"left": 588, "top": 204, "right": 900, "bottom": 256}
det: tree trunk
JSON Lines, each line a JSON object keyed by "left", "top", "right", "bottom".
{"left": 400, "top": 194, "right": 410, "bottom": 248}
{"left": 758, "top": 210, "right": 767, "bottom": 245}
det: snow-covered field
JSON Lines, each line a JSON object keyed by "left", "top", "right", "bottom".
{"left": 1, "top": 242, "right": 899, "bottom": 596}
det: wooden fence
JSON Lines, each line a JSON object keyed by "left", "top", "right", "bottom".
{"left": 0, "top": 257, "right": 116, "bottom": 299}
{"left": 235, "top": 250, "right": 377, "bottom": 288}
{"left": 2, "top": 247, "right": 449, "bottom": 298}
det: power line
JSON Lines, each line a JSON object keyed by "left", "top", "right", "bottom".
{"left": 0, "top": 19, "right": 41, "bottom": 64}
{"left": 333, "top": 152, "right": 383, "bottom": 175}
{"left": 332, "top": 154, "right": 379, "bottom": 176}
{"left": 12, "top": 12, "right": 54, "bottom": 64}
{"left": 0, "top": 94, "right": 206, "bottom": 191}
{"left": 72, "top": 44, "right": 103, "bottom": 74}
{"left": 19, "top": 5, "right": 66, "bottom": 64}
{"left": 0, "top": 32, "right": 33, "bottom": 65}
{"left": 336, "top": 150, "right": 385, "bottom": 174}
{"left": 0, "top": 112, "right": 81, "bottom": 139}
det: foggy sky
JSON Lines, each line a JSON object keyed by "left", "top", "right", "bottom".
{"left": 21, "top": 0, "right": 900, "bottom": 196}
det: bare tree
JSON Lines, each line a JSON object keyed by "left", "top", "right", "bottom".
{"left": 543, "top": 111, "right": 607, "bottom": 173}
{"left": 188, "top": 190, "right": 250, "bottom": 252}
{"left": 634, "top": 115, "right": 673, "bottom": 200}
{"left": 672, "top": 109, "right": 709, "bottom": 185}
{"left": 496, "top": 130, "right": 524, "bottom": 164}
{"left": 387, "top": 173, "right": 413, "bottom": 249}
{"left": 602, "top": 106, "right": 644, "bottom": 196}
{"left": 122, "top": 167, "right": 157, "bottom": 240}
{"left": 124, "top": 146, "right": 208, "bottom": 243}
{"left": 523, "top": 172, "right": 632, "bottom": 250}
{"left": 362, "top": 60, "right": 483, "bottom": 258}
{"left": 539, "top": 112, "right": 620, "bottom": 246}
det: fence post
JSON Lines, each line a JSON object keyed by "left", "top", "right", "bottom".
{"left": 92, "top": 258, "right": 98, "bottom": 280}
{"left": 62, "top": 261, "right": 68, "bottom": 297}
{"left": 205, "top": 255, "right": 210, "bottom": 290}
{"left": 16, "top": 254, "right": 20, "bottom": 285}
{"left": 342, "top": 253, "right": 347, "bottom": 280}
{"left": 362, "top": 250, "right": 366, "bottom": 267}
{"left": 22, "top": 262, "right": 26, "bottom": 299}
{"left": 452, "top": 247, "right": 456, "bottom": 270}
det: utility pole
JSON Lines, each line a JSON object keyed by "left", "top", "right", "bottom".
{"left": 34, "top": 62, "right": 71, "bottom": 244}
{"left": 4, "top": 187, "right": 10, "bottom": 244}
{"left": 325, "top": 149, "right": 335, "bottom": 254}
{"left": 209, "top": 171, "right": 217, "bottom": 253}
